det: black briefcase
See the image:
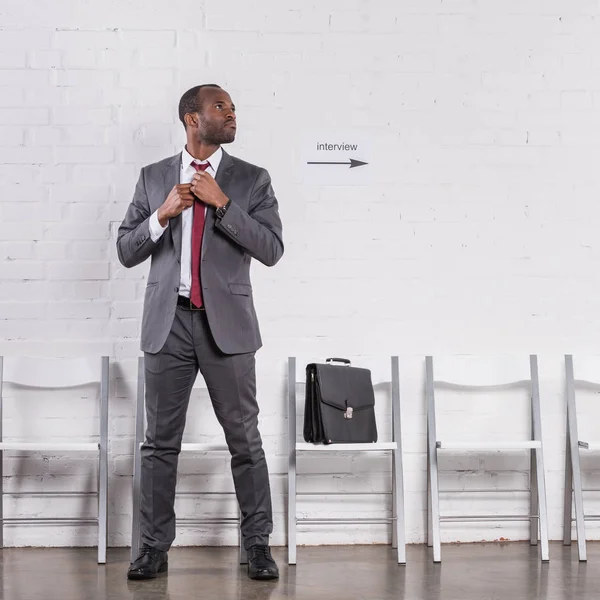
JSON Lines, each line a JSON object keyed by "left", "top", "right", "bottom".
{"left": 303, "top": 358, "right": 378, "bottom": 444}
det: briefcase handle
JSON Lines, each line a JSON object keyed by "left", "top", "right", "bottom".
{"left": 325, "top": 357, "right": 351, "bottom": 366}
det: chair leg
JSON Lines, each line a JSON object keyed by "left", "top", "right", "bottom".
{"left": 0, "top": 449, "right": 3, "bottom": 549}
{"left": 535, "top": 448, "right": 550, "bottom": 562}
{"left": 390, "top": 356, "right": 405, "bottom": 565}
{"left": 98, "top": 356, "right": 109, "bottom": 565}
{"left": 530, "top": 447, "right": 539, "bottom": 547}
{"left": 429, "top": 446, "right": 442, "bottom": 563}
{"left": 565, "top": 355, "right": 587, "bottom": 561}
{"left": 239, "top": 509, "right": 247, "bottom": 564}
{"left": 288, "top": 446, "right": 297, "bottom": 566}
{"left": 427, "top": 446, "right": 432, "bottom": 548}
{"left": 571, "top": 443, "right": 587, "bottom": 561}
{"left": 130, "top": 442, "right": 142, "bottom": 563}
{"left": 98, "top": 446, "right": 108, "bottom": 564}
{"left": 563, "top": 434, "right": 573, "bottom": 546}
{"left": 287, "top": 357, "right": 297, "bottom": 566}
{"left": 392, "top": 447, "right": 406, "bottom": 565}
{"left": 392, "top": 450, "right": 397, "bottom": 550}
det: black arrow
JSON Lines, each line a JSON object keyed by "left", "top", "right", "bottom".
{"left": 306, "top": 158, "right": 368, "bottom": 169}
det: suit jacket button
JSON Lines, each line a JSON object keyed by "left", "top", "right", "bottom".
{"left": 174, "top": 287, "right": 178, "bottom": 293}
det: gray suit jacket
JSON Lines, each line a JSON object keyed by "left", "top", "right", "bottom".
{"left": 116, "top": 150, "right": 284, "bottom": 355}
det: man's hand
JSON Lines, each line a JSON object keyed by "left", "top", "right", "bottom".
{"left": 190, "top": 171, "right": 229, "bottom": 208}
{"left": 157, "top": 184, "right": 195, "bottom": 227}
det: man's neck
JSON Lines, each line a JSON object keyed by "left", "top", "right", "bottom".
{"left": 185, "top": 141, "right": 220, "bottom": 161}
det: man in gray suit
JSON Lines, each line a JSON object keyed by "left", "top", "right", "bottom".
{"left": 117, "top": 84, "right": 283, "bottom": 581}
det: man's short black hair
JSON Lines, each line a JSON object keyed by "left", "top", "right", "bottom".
{"left": 178, "top": 84, "right": 222, "bottom": 128}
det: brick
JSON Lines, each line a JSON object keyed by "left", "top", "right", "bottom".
{"left": 52, "top": 107, "right": 112, "bottom": 126}
{"left": 0, "top": 87, "right": 24, "bottom": 107}
{"left": 0, "top": 222, "right": 44, "bottom": 241}
{"left": 0, "top": 241, "right": 35, "bottom": 260}
{"left": 120, "top": 31, "right": 176, "bottom": 49}
{"left": 32, "top": 241, "right": 68, "bottom": 260}
{"left": 61, "top": 49, "right": 98, "bottom": 69}
{"left": 0, "top": 126, "right": 25, "bottom": 145}
{"left": 39, "top": 164, "right": 69, "bottom": 184}
{"left": 23, "top": 86, "right": 64, "bottom": 107}
{"left": 1, "top": 202, "right": 44, "bottom": 221}
{"left": 117, "top": 69, "right": 174, "bottom": 89}
{"left": 67, "top": 240, "right": 109, "bottom": 261}
{"left": 47, "top": 301, "right": 110, "bottom": 319}
{"left": 136, "top": 47, "right": 178, "bottom": 69}
{"left": 0, "top": 69, "right": 49, "bottom": 86}
{"left": 46, "top": 221, "right": 109, "bottom": 241}
{"left": 49, "top": 184, "right": 110, "bottom": 203}
{"left": 55, "top": 69, "right": 115, "bottom": 88}
{"left": 52, "top": 30, "right": 119, "bottom": 50}
{"left": 47, "top": 262, "right": 110, "bottom": 280}
{"left": 55, "top": 145, "right": 114, "bottom": 164}
{"left": 0, "top": 108, "right": 49, "bottom": 125}
{"left": 28, "top": 50, "right": 61, "bottom": 69}
{"left": 0, "top": 184, "right": 48, "bottom": 202}
{"left": 27, "top": 126, "right": 61, "bottom": 145}
{"left": 0, "top": 260, "right": 45, "bottom": 279}
{"left": 0, "top": 147, "right": 53, "bottom": 164}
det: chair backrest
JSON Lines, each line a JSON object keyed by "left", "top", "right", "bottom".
{"left": 0, "top": 356, "right": 109, "bottom": 441}
{"left": 428, "top": 355, "right": 533, "bottom": 388}
{"left": 287, "top": 356, "right": 401, "bottom": 443}
{"left": 289, "top": 356, "right": 395, "bottom": 388}
{"left": 1, "top": 357, "right": 105, "bottom": 388}
{"left": 426, "top": 355, "right": 541, "bottom": 442}
{"left": 566, "top": 354, "right": 600, "bottom": 385}
{"left": 564, "top": 354, "right": 600, "bottom": 444}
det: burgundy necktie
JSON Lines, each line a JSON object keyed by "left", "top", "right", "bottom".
{"left": 190, "top": 161, "right": 210, "bottom": 307}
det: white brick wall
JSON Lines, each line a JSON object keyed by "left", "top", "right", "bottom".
{"left": 1, "top": 0, "right": 600, "bottom": 549}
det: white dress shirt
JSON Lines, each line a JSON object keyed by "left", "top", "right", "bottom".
{"left": 149, "top": 146, "right": 223, "bottom": 298}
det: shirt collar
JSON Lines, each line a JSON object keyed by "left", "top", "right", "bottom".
{"left": 182, "top": 146, "right": 223, "bottom": 174}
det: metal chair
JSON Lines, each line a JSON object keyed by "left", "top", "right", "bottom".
{"left": 287, "top": 356, "right": 406, "bottom": 565}
{"left": 563, "top": 354, "right": 600, "bottom": 561}
{"left": 0, "top": 356, "right": 109, "bottom": 564}
{"left": 426, "top": 355, "right": 549, "bottom": 563}
{"left": 131, "top": 357, "right": 246, "bottom": 563}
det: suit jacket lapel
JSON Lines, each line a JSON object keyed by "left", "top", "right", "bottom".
{"left": 163, "top": 153, "right": 182, "bottom": 257}
{"left": 201, "top": 149, "right": 234, "bottom": 257}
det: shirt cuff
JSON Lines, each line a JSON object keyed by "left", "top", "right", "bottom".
{"left": 149, "top": 210, "right": 168, "bottom": 242}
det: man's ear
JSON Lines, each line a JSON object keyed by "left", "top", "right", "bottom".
{"left": 184, "top": 113, "right": 199, "bottom": 128}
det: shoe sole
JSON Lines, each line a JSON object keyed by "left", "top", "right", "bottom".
{"left": 127, "top": 564, "right": 168, "bottom": 581}
{"left": 248, "top": 571, "right": 279, "bottom": 581}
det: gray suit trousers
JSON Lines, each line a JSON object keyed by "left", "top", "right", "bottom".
{"left": 140, "top": 304, "right": 273, "bottom": 551}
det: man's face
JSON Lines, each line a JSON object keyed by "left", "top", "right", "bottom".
{"left": 190, "top": 88, "right": 237, "bottom": 145}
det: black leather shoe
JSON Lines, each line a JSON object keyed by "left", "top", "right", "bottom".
{"left": 127, "top": 547, "right": 168, "bottom": 580}
{"left": 247, "top": 545, "right": 279, "bottom": 580}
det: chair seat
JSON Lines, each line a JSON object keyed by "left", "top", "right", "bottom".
{"left": 579, "top": 441, "right": 600, "bottom": 450}
{"left": 0, "top": 442, "right": 99, "bottom": 452}
{"left": 296, "top": 442, "right": 397, "bottom": 452}
{"left": 181, "top": 443, "right": 229, "bottom": 452}
{"left": 437, "top": 440, "right": 541, "bottom": 450}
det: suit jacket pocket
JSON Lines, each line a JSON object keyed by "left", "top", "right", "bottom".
{"left": 228, "top": 283, "right": 252, "bottom": 296}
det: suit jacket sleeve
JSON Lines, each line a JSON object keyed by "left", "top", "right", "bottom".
{"left": 216, "top": 168, "right": 284, "bottom": 267}
{"left": 116, "top": 168, "right": 161, "bottom": 268}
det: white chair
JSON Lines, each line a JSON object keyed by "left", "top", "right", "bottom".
{"left": 0, "top": 356, "right": 109, "bottom": 564}
{"left": 131, "top": 357, "right": 246, "bottom": 563}
{"left": 287, "top": 356, "right": 406, "bottom": 565}
{"left": 563, "top": 354, "right": 600, "bottom": 561}
{"left": 426, "top": 355, "right": 549, "bottom": 563}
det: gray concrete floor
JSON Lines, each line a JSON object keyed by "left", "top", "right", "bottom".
{"left": 0, "top": 542, "right": 597, "bottom": 600}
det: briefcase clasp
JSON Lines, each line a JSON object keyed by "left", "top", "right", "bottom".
{"left": 344, "top": 406, "right": 353, "bottom": 419}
